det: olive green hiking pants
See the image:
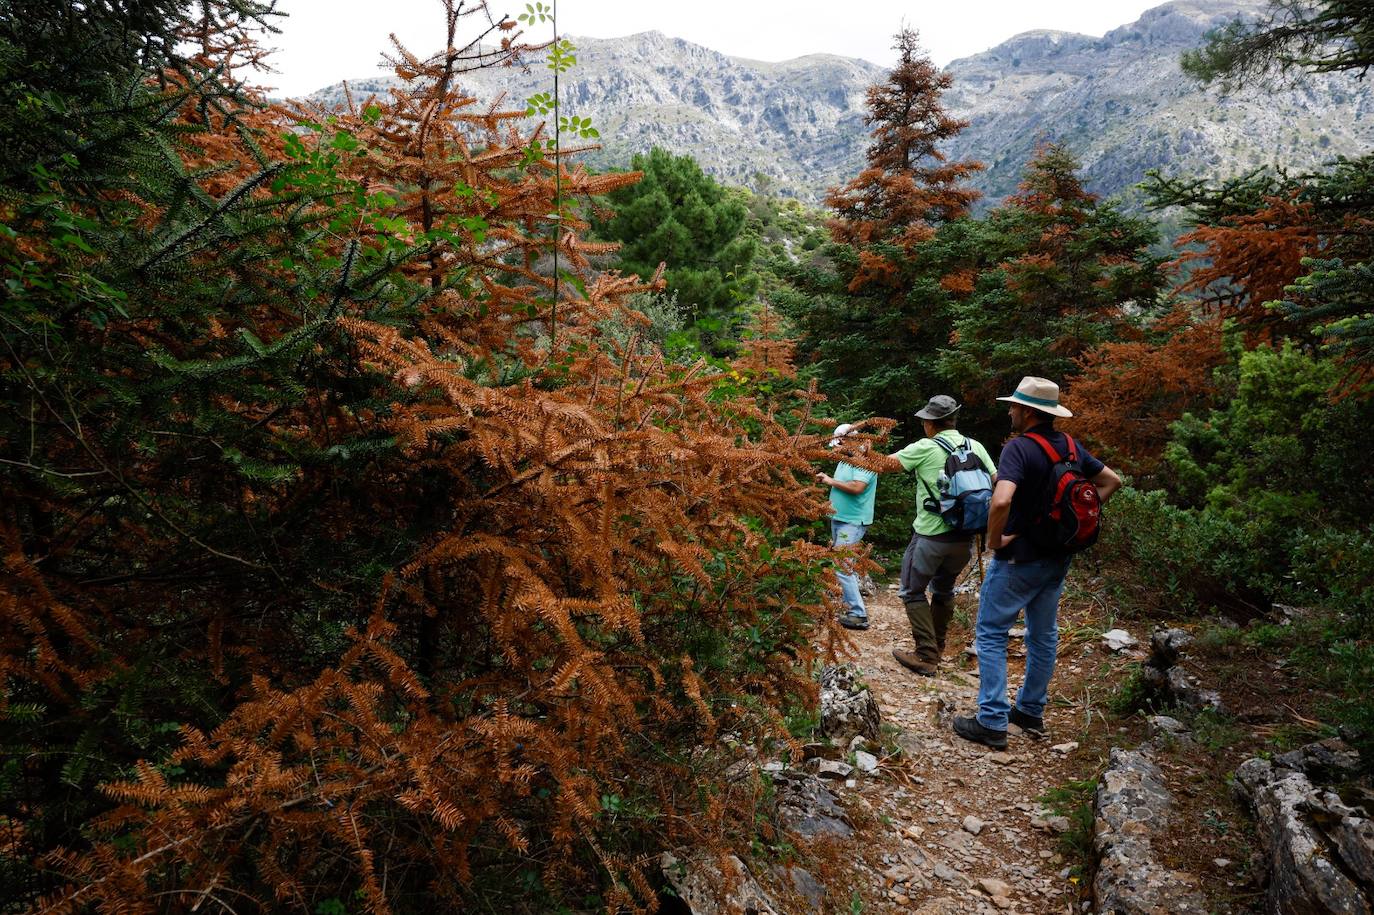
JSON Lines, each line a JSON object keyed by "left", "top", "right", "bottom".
{"left": 899, "top": 532, "right": 974, "bottom": 663}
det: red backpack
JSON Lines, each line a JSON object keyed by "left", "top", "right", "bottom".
{"left": 1023, "top": 432, "right": 1101, "bottom": 554}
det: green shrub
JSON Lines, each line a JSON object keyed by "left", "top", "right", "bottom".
{"left": 1100, "top": 344, "right": 1374, "bottom": 619}
{"left": 869, "top": 471, "right": 920, "bottom": 562}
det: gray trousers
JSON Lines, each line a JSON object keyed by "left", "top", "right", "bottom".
{"left": 899, "top": 533, "right": 974, "bottom": 662}
{"left": 898, "top": 532, "right": 974, "bottom": 604}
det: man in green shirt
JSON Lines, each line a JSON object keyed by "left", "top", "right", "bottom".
{"left": 816, "top": 423, "right": 878, "bottom": 630}
{"left": 888, "top": 395, "right": 995, "bottom": 675}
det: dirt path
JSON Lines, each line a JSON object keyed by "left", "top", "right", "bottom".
{"left": 833, "top": 578, "right": 1119, "bottom": 914}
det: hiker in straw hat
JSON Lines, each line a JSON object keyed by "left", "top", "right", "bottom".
{"left": 953, "top": 377, "right": 1122, "bottom": 751}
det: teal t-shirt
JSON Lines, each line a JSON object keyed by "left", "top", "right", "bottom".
{"left": 829, "top": 462, "right": 877, "bottom": 525}
{"left": 891, "top": 430, "right": 995, "bottom": 535}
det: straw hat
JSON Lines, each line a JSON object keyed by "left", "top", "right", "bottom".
{"left": 996, "top": 376, "right": 1073, "bottom": 418}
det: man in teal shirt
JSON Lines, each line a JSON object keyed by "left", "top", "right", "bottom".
{"left": 888, "top": 396, "right": 995, "bottom": 675}
{"left": 816, "top": 423, "right": 878, "bottom": 630}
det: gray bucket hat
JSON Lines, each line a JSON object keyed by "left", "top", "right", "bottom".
{"left": 915, "top": 394, "right": 961, "bottom": 420}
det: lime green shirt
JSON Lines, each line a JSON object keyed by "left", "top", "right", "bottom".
{"left": 892, "top": 430, "right": 995, "bottom": 535}
{"left": 829, "top": 462, "right": 877, "bottom": 525}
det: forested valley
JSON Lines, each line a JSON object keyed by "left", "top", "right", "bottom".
{"left": 1, "top": 0, "right": 1371, "bottom": 912}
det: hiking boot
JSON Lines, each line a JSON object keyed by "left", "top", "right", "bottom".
{"left": 892, "top": 649, "right": 936, "bottom": 676}
{"left": 1009, "top": 706, "right": 1046, "bottom": 740}
{"left": 953, "top": 715, "right": 1008, "bottom": 750}
{"left": 839, "top": 611, "right": 870, "bottom": 631}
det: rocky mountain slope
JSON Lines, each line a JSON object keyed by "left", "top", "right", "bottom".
{"left": 942, "top": 0, "right": 1374, "bottom": 206}
{"left": 306, "top": 0, "right": 1374, "bottom": 205}
{"left": 307, "top": 32, "right": 883, "bottom": 198}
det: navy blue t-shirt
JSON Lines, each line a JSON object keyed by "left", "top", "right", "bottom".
{"left": 996, "top": 424, "right": 1105, "bottom": 561}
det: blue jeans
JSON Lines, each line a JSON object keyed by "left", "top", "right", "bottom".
{"left": 831, "top": 520, "right": 869, "bottom": 618}
{"left": 975, "top": 555, "right": 1072, "bottom": 730}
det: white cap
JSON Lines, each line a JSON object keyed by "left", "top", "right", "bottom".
{"left": 829, "top": 423, "right": 854, "bottom": 448}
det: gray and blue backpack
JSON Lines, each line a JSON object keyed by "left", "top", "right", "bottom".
{"left": 921, "top": 436, "right": 993, "bottom": 534}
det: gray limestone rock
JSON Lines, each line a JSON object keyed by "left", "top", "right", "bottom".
{"left": 1148, "top": 627, "right": 1193, "bottom": 668}
{"left": 934, "top": 694, "right": 959, "bottom": 728}
{"left": 660, "top": 850, "right": 780, "bottom": 915}
{"left": 977, "top": 876, "right": 1012, "bottom": 901}
{"left": 1233, "top": 749, "right": 1374, "bottom": 914}
{"left": 806, "top": 758, "right": 854, "bottom": 780}
{"left": 1145, "top": 715, "right": 1190, "bottom": 741}
{"left": 1093, "top": 747, "right": 1209, "bottom": 914}
{"left": 772, "top": 769, "right": 853, "bottom": 839}
{"left": 1274, "top": 737, "right": 1364, "bottom": 785}
{"left": 818, "top": 664, "right": 881, "bottom": 743}
{"left": 1102, "top": 628, "right": 1139, "bottom": 651}
{"left": 1139, "top": 630, "right": 1223, "bottom": 713}
{"left": 772, "top": 864, "right": 825, "bottom": 913}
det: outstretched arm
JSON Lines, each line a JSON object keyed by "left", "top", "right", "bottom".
{"left": 1091, "top": 466, "right": 1123, "bottom": 504}
{"left": 816, "top": 471, "right": 870, "bottom": 495}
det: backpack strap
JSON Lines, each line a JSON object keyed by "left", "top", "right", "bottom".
{"left": 1024, "top": 432, "right": 1082, "bottom": 468}
{"left": 921, "top": 475, "right": 940, "bottom": 502}
{"left": 1063, "top": 434, "right": 1079, "bottom": 464}
{"left": 921, "top": 437, "right": 953, "bottom": 506}
{"left": 934, "top": 433, "right": 980, "bottom": 458}
{"left": 1027, "top": 428, "right": 1066, "bottom": 456}
{"left": 1022, "top": 431, "right": 1062, "bottom": 462}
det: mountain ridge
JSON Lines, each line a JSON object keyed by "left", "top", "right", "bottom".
{"left": 305, "top": 0, "right": 1374, "bottom": 206}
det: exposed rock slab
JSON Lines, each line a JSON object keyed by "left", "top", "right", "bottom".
{"left": 1093, "top": 747, "right": 1208, "bottom": 913}
{"left": 772, "top": 768, "right": 853, "bottom": 839}
{"left": 818, "top": 664, "right": 880, "bottom": 743}
{"left": 660, "top": 850, "right": 780, "bottom": 915}
{"left": 1233, "top": 745, "right": 1374, "bottom": 915}
{"left": 1273, "top": 737, "right": 1364, "bottom": 785}
{"left": 773, "top": 864, "right": 824, "bottom": 913}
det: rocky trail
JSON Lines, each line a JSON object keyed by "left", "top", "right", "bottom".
{"left": 666, "top": 567, "right": 1374, "bottom": 915}
{"left": 827, "top": 580, "right": 1105, "bottom": 914}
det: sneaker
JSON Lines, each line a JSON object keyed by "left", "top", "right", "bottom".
{"left": 892, "top": 649, "right": 936, "bottom": 676}
{"left": 1008, "top": 706, "right": 1045, "bottom": 740}
{"left": 953, "top": 715, "right": 1008, "bottom": 750}
{"left": 839, "top": 611, "right": 870, "bottom": 631}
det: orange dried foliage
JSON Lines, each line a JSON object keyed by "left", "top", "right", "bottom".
{"left": 939, "top": 269, "right": 976, "bottom": 296}
{"left": 826, "top": 30, "right": 981, "bottom": 282}
{"left": 11, "top": 4, "right": 852, "bottom": 911}
{"left": 1072, "top": 307, "right": 1226, "bottom": 474}
{"left": 1174, "top": 194, "right": 1322, "bottom": 337}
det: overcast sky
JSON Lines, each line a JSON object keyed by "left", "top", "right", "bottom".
{"left": 262, "top": 0, "right": 1166, "bottom": 98}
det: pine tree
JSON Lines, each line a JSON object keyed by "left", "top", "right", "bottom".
{"left": 1070, "top": 307, "right": 1227, "bottom": 475}
{"left": 779, "top": 29, "right": 981, "bottom": 435}
{"left": 2, "top": 2, "right": 843, "bottom": 911}
{"left": 1163, "top": 0, "right": 1374, "bottom": 392}
{"left": 827, "top": 28, "right": 982, "bottom": 290}
{"left": 1182, "top": 0, "right": 1374, "bottom": 86}
{"left": 936, "top": 143, "right": 1166, "bottom": 436}
{"left": 593, "top": 146, "right": 758, "bottom": 349}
